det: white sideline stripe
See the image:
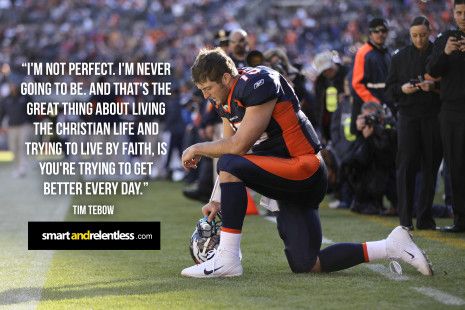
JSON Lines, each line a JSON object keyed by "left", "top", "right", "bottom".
{"left": 412, "top": 287, "right": 465, "bottom": 306}
{"left": 0, "top": 165, "right": 70, "bottom": 308}
{"left": 365, "top": 264, "right": 409, "bottom": 281}
{"left": 263, "top": 216, "right": 277, "bottom": 223}
{"left": 322, "top": 237, "right": 334, "bottom": 245}
{"left": 262, "top": 216, "right": 334, "bottom": 244}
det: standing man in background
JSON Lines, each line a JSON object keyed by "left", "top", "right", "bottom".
{"left": 427, "top": 0, "right": 465, "bottom": 233}
{"left": 386, "top": 16, "right": 442, "bottom": 231}
{"left": 351, "top": 17, "right": 392, "bottom": 134}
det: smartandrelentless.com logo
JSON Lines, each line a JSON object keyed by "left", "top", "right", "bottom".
{"left": 28, "top": 222, "right": 160, "bottom": 250}
{"left": 41, "top": 230, "right": 136, "bottom": 241}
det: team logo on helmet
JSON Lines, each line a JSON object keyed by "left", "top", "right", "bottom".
{"left": 189, "top": 217, "right": 222, "bottom": 264}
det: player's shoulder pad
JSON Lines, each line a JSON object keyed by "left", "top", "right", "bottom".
{"left": 235, "top": 66, "right": 280, "bottom": 106}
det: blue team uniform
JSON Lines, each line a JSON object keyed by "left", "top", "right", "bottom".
{"left": 215, "top": 66, "right": 326, "bottom": 206}
{"left": 215, "top": 66, "right": 328, "bottom": 272}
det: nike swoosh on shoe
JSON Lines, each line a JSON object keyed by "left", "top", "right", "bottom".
{"left": 204, "top": 265, "right": 223, "bottom": 275}
{"left": 404, "top": 250, "right": 415, "bottom": 259}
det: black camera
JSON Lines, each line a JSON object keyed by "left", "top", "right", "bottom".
{"left": 364, "top": 113, "right": 380, "bottom": 126}
{"left": 409, "top": 75, "right": 424, "bottom": 87}
{"left": 452, "top": 30, "right": 464, "bottom": 41}
{"left": 409, "top": 79, "right": 420, "bottom": 87}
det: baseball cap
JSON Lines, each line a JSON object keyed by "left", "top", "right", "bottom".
{"left": 313, "top": 51, "right": 339, "bottom": 75}
{"left": 369, "top": 18, "right": 389, "bottom": 32}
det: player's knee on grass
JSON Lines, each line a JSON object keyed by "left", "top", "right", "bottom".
{"left": 277, "top": 201, "right": 322, "bottom": 274}
{"left": 285, "top": 249, "right": 318, "bottom": 273}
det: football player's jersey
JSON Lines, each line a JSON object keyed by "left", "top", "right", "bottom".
{"left": 213, "top": 66, "right": 322, "bottom": 158}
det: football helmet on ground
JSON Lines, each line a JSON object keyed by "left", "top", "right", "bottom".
{"left": 189, "top": 216, "right": 222, "bottom": 264}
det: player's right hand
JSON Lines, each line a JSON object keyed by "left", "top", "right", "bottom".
{"left": 202, "top": 201, "right": 221, "bottom": 222}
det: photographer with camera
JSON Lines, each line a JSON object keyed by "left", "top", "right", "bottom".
{"left": 427, "top": 0, "right": 465, "bottom": 232}
{"left": 342, "top": 102, "right": 397, "bottom": 215}
{"left": 386, "top": 16, "right": 442, "bottom": 231}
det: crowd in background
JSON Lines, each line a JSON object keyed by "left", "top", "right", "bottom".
{"left": 0, "top": 0, "right": 459, "bottom": 226}
{"left": 0, "top": 0, "right": 455, "bottom": 92}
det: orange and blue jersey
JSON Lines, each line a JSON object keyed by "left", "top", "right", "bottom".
{"left": 214, "top": 66, "right": 326, "bottom": 206}
{"left": 213, "top": 66, "right": 322, "bottom": 158}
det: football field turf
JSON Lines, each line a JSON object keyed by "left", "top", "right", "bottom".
{"left": 1, "top": 165, "right": 465, "bottom": 309}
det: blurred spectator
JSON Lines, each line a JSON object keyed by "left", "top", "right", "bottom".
{"left": 164, "top": 90, "right": 187, "bottom": 181}
{"left": 327, "top": 78, "right": 356, "bottom": 209}
{"left": 264, "top": 47, "right": 315, "bottom": 124}
{"left": 246, "top": 50, "right": 265, "bottom": 67}
{"left": 183, "top": 97, "right": 219, "bottom": 203}
{"left": 312, "top": 50, "right": 348, "bottom": 144}
{"left": 215, "top": 29, "right": 231, "bottom": 53}
{"left": 229, "top": 28, "right": 249, "bottom": 68}
{"left": 0, "top": 77, "right": 33, "bottom": 178}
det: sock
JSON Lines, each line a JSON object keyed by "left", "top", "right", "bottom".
{"left": 364, "top": 240, "right": 387, "bottom": 261}
{"left": 319, "top": 243, "right": 366, "bottom": 272}
{"left": 218, "top": 230, "right": 242, "bottom": 258}
{"left": 220, "top": 182, "right": 247, "bottom": 231}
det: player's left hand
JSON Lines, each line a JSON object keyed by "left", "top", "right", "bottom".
{"left": 182, "top": 145, "right": 202, "bottom": 170}
{"left": 202, "top": 201, "right": 221, "bottom": 222}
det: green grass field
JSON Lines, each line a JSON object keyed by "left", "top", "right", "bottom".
{"left": 1, "top": 165, "right": 465, "bottom": 309}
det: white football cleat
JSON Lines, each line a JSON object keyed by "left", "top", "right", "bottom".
{"left": 386, "top": 226, "right": 433, "bottom": 276}
{"left": 181, "top": 248, "right": 243, "bottom": 278}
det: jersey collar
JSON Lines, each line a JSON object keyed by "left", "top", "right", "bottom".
{"left": 225, "top": 77, "right": 239, "bottom": 113}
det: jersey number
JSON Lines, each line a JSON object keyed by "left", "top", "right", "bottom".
{"left": 242, "top": 67, "right": 260, "bottom": 75}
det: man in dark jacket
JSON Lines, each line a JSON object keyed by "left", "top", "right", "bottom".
{"left": 427, "top": 0, "right": 465, "bottom": 232}
{"left": 386, "top": 16, "right": 442, "bottom": 230}
{"left": 351, "top": 17, "right": 392, "bottom": 134}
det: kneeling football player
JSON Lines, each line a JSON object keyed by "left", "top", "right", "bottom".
{"left": 180, "top": 47, "right": 432, "bottom": 278}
